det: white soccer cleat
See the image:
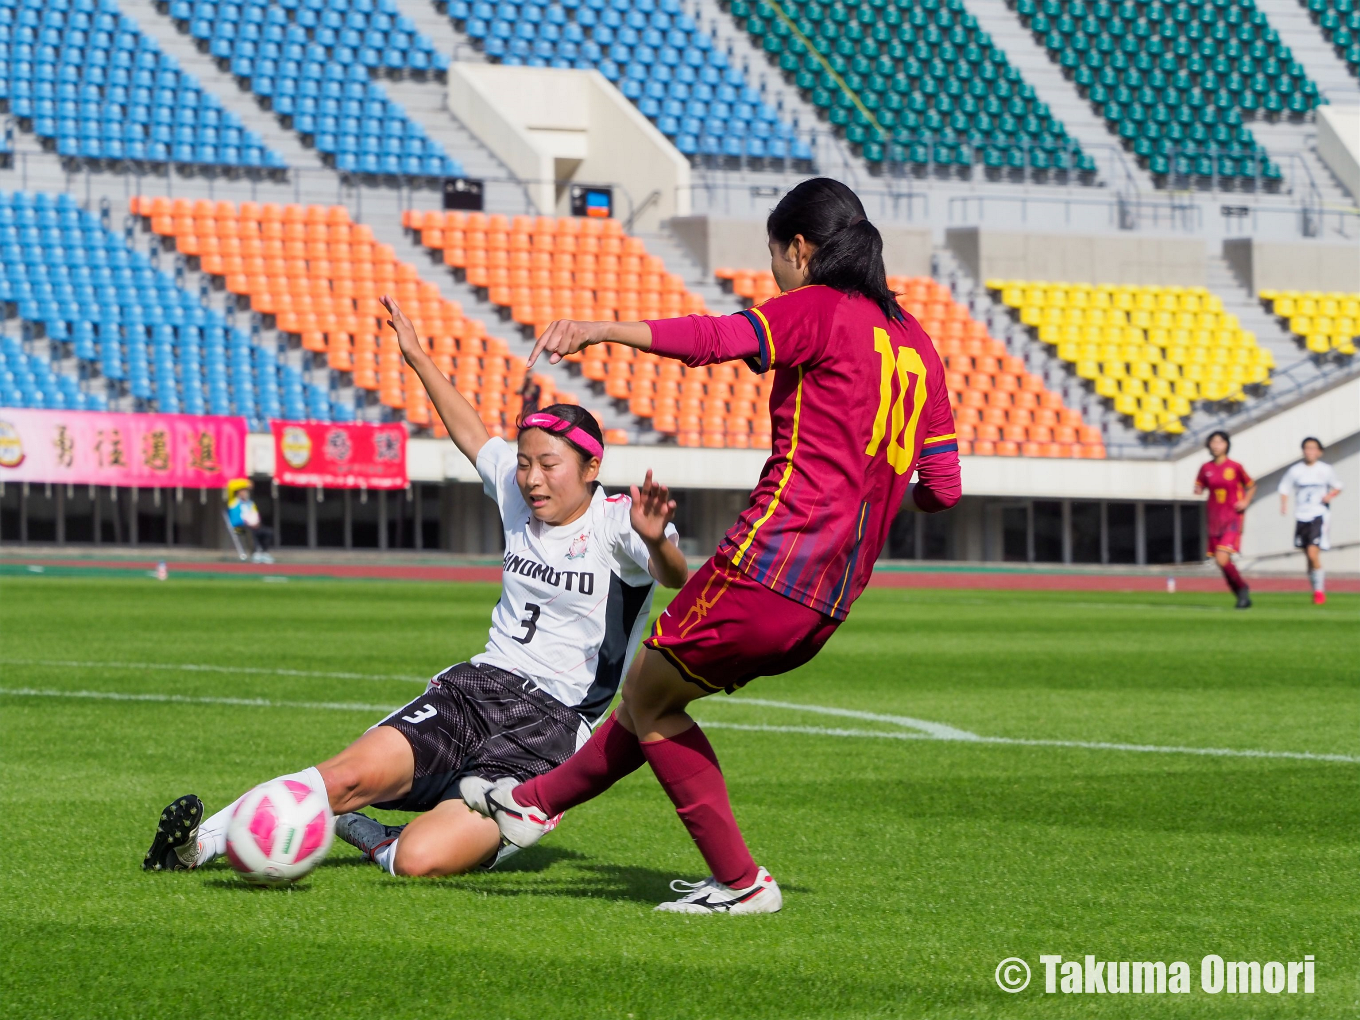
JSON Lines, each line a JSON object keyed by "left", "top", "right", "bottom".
{"left": 457, "top": 776, "right": 560, "bottom": 848}
{"left": 654, "top": 867, "right": 783, "bottom": 914}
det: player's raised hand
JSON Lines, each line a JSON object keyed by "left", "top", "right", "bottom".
{"left": 630, "top": 469, "right": 677, "bottom": 544}
{"left": 529, "top": 319, "right": 608, "bottom": 367}
{"left": 380, "top": 295, "right": 425, "bottom": 368}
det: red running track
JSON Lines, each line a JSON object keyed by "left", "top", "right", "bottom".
{"left": 3, "top": 557, "right": 1356, "bottom": 592}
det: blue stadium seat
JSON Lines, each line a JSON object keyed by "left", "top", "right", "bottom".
{"left": 2, "top": 0, "right": 286, "bottom": 173}
{"left": 0, "top": 190, "right": 304, "bottom": 426}
{"left": 157, "top": 0, "right": 464, "bottom": 178}
{"left": 441, "top": 0, "right": 810, "bottom": 167}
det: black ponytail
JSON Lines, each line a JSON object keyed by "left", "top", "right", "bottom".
{"left": 766, "top": 178, "right": 900, "bottom": 321}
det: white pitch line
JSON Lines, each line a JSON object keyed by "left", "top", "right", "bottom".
{"left": 0, "top": 658, "right": 427, "bottom": 683}
{"left": 697, "top": 720, "right": 1360, "bottom": 763}
{"left": 1, "top": 668, "right": 1356, "bottom": 765}
{"left": 0, "top": 687, "right": 396, "bottom": 713}
{"left": 698, "top": 721, "right": 931, "bottom": 741}
{"left": 714, "top": 696, "right": 984, "bottom": 741}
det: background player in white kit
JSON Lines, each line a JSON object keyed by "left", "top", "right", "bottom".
{"left": 1277, "top": 436, "right": 1343, "bottom": 605}
{"left": 142, "top": 296, "right": 687, "bottom": 878}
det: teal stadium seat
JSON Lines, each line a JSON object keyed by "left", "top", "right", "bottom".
{"left": 724, "top": 0, "right": 1097, "bottom": 183}
{"left": 1012, "top": 0, "right": 1320, "bottom": 191}
{"left": 1307, "top": 0, "right": 1360, "bottom": 76}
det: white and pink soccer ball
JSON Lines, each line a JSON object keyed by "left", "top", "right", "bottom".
{"left": 225, "top": 778, "right": 334, "bottom": 886}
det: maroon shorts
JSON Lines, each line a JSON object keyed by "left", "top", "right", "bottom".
{"left": 1208, "top": 523, "right": 1242, "bottom": 555}
{"left": 644, "top": 554, "right": 840, "bottom": 694}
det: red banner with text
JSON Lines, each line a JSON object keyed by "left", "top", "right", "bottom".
{"left": 270, "top": 421, "right": 407, "bottom": 489}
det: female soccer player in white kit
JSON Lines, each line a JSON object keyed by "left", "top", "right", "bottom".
{"left": 142, "top": 297, "right": 687, "bottom": 878}
{"left": 1277, "top": 436, "right": 1343, "bottom": 605}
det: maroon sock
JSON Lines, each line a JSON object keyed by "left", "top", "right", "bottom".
{"left": 642, "top": 725, "right": 759, "bottom": 889}
{"left": 514, "top": 712, "right": 646, "bottom": 817}
{"left": 1221, "top": 562, "right": 1245, "bottom": 593}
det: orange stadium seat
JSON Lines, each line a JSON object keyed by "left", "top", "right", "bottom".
{"left": 135, "top": 197, "right": 584, "bottom": 439}
{"left": 410, "top": 212, "right": 775, "bottom": 449}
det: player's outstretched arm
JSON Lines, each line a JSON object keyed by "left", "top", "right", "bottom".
{"left": 528, "top": 320, "right": 654, "bottom": 367}
{"left": 382, "top": 295, "right": 490, "bottom": 465}
{"left": 630, "top": 469, "right": 688, "bottom": 588}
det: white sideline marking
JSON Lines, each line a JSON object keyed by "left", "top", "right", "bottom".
{"left": 717, "top": 696, "right": 984, "bottom": 741}
{"left": 1, "top": 663, "right": 1356, "bottom": 765}
{"left": 0, "top": 658, "right": 426, "bottom": 683}
{"left": 0, "top": 687, "right": 395, "bottom": 713}
{"left": 696, "top": 720, "right": 1360, "bottom": 763}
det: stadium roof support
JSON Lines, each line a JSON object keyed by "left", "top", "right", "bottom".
{"left": 445, "top": 63, "right": 692, "bottom": 232}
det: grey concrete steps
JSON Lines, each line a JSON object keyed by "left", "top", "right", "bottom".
{"left": 1205, "top": 252, "right": 1318, "bottom": 379}
{"left": 387, "top": 0, "right": 540, "bottom": 216}
{"left": 684, "top": 0, "right": 866, "bottom": 182}
{"left": 374, "top": 218, "right": 641, "bottom": 435}
{"left": 118, "top": 0, "right": 328, "bottom": 178}
{"left": 963, "top": 0, "right": 1155, "bottom": 194}
{"left": 636, "top": 228, "right": 744, "bottom": 315}
{"left": 1252, "top": 0, "right": 1360, "bottom": 105}
{"left": 1247, "top": 119, "right": 1358, "bottom": 209}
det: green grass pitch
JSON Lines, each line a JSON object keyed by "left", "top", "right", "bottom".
{"left": 1, "top": 574, "right": 1356, "bottom": 1019}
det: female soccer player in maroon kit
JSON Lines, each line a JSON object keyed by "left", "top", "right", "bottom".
{"left": 1194, "top": 430, "right": 1256, "bottom": 608}
{"left": 461, "top": 179, "right": 962, "bottom": 912}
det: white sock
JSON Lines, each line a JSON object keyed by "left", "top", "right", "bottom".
{"left": 192, "top": 766, "right": 329, "bottom": 867}
{"left": 1314, "top": 569, "right": 1325, "bottom": 593}
{"left": 375, "top": 836, "right": 400, "bottom": 876}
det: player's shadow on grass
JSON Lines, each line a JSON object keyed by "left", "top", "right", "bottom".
{"left": 469, "top": 847, "right": 810, "bottom": 903}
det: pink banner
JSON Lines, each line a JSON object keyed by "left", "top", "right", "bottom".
{"left": 0, "top": 408, "right": 247, "bottom": 488}
{"left": 271, "top": 421, "right": 407, "bottom": 489}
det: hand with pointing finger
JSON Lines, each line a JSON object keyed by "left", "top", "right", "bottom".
{"left": 529, "top": 319, "right": 612, "bottom": 367}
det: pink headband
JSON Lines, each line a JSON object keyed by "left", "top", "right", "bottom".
{"left": 520, "top": 412, "right": 604, "bottom": 459}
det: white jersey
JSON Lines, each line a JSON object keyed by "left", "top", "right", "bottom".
{"left": 1276, "top": 460, "right": 1342, "bottom": 521}
{"left": 471, "top": 438, "right": 677, "bottom": 723}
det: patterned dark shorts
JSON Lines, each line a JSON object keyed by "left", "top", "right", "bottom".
{"left": 373, "top": 661, "right": 585, "bottom": 813}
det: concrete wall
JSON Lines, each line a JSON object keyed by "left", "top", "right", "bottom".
{"left": 668, "top": 215, "right": 932, "bottom": 277}
{"left": 1316, "top": 106, "right": 1360, "bottom": 203}
{"left": 445, "top": 63, "right": 690, "bottom": 231}
{"left": 946, "top": 227, "right": 1206, "bottom": 286}
{"left": 1221, "top": 238, "right": 1360, "bottom": 294}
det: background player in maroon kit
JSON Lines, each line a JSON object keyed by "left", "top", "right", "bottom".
{"left": 1194, "top": 430, "right": 1256, "bottom": 608}
{"left": 460, "top": 178, "right": 962, "bottom": 913}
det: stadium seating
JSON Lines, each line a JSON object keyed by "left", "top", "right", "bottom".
{"left": 136, "top": 197, "right": 580, "bottom": 438}
{"left": 1306, "top": 0, "right": 1360, "bottom": 76}
{"left": 410, "top": 209, "right": 729, "bottom": 443}
{"left": 165, "top": 0, "right": 463, "bottom": 178}
{"left": 1012, "top": 0, "right": 1314, "bottom": 188}
{"left": 718, "top": 268, "right": 1105, "bottom": 456}
{"left": 1259, "top": 289, "right": 1359, "bottom": 356}
{"left": 0, "top": 190, "right": 323, "bottom": 423}
{"left": 1, "top": 0, "right": 287, "bottom": 173}
{"left": 446, "top": 0, "right": 814, "bottom": 166}
{"left": 992, "top": 279, "right": 1275, "bottom": 434}
{"left": 721, "top": 0, "right": 1096, "bottom": 179}
{"left": 0, "top": 333, "right": 90, "bottom": 410}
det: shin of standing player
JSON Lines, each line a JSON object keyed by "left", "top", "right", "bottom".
{"left": 1277, "top": 436, "right": 1343, "bottom": 605}
{"left": 1194, "top": 430, "right": 1255, "bottom": 608}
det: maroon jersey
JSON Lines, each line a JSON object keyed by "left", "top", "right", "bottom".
{"left": 648, "top": 285, "right": 960, "bottom": 619}
{"left": 1197, "top": 458, "right": 1253, "bottom": 534}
